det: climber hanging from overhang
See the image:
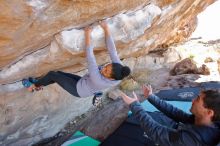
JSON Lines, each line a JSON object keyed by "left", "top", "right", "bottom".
{"left": 22, "top": 21, "right": 131, "bottom": 107}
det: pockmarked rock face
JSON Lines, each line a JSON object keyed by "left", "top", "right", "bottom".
{"left": 0, "top": 0, "right": 217, "bottom": 145}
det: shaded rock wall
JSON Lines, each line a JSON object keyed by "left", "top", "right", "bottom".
{"left": 0, "top": 0, "right": 217, "bottom": 145}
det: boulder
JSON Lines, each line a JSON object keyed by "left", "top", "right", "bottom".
{"left": 0, "top": 0, "right": 217, "bottom": 145}
{"left": 170, "top": 58, "right": 198, "bottom": 75}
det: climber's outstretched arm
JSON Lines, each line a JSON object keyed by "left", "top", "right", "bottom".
{"left": 100, "top": 21, "right": 122, "bottom": 64}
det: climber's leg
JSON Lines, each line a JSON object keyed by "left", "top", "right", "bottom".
{"left": 27, "top": 71, "right": 81, "bottom": 97}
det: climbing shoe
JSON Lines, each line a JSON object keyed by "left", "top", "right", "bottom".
{"left": 92, "top": 92, "right": 103, "bottom": 107}
{"left": 28, "top": 77, "right": 43, "bottom": 91}
{"left": 22, "top": 78, "right": 35, "bottom": 92}
{"left": 22, "top": 77, "right": 43, "bottom": 92}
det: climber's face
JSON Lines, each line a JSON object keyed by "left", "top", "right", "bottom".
{"left": 100, "top": 64, "right": 113, "bottom": 79}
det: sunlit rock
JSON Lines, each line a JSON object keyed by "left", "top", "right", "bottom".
{"left": 198, "top": 64, "right": 210, "bottom": 75}
{"left": 119, "top": 78, "right": 139, "bottom": 91}
{"left": 0, "top": 0, "right": 150, "bottom": 68}
{"left": 0, "top": 0, "right": 215, "bottom": 84}
{"left": 170, "top": 58, "right": 198, "bottom": 75}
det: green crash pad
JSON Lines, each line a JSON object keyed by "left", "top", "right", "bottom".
{"left": 62, "top": 131, "right": 100, "bottom": 146}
